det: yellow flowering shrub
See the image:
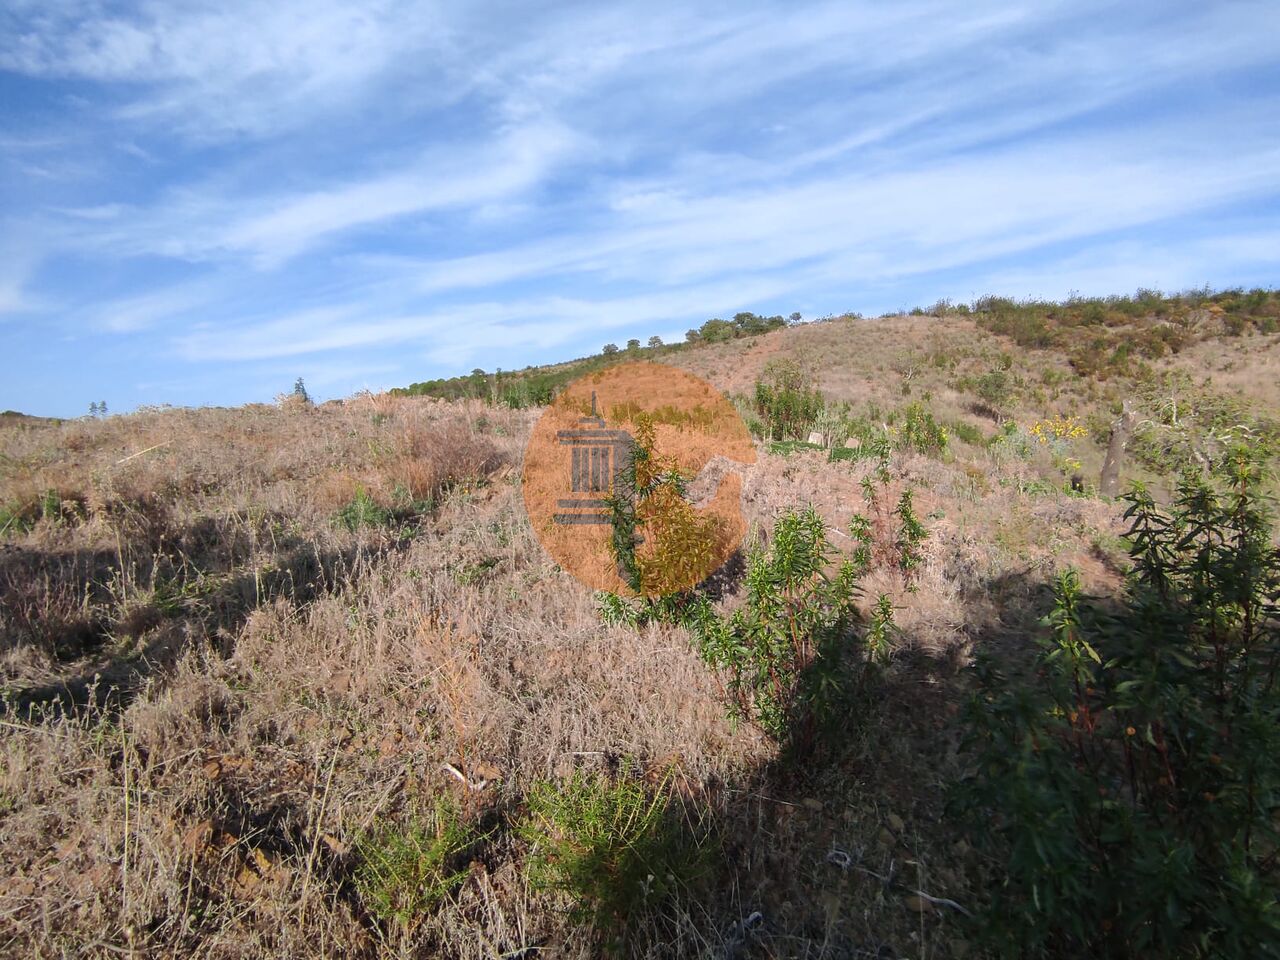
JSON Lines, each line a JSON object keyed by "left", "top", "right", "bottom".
{"left": 1029, "top": 414, "right": 1087, "bottom": 444}
{"left": 1028, "top": 414, "right": 1087, "bottom": 476}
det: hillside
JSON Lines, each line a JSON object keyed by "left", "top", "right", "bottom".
{"left": 1, "top": 289, "right": 1278, "bottom": 957}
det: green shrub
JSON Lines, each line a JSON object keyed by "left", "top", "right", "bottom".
{"left": 768, "top": 439, "right": 825, "bottom": 456}
{"left": 989, "top": 420, "right": 1034, "bottom": 461}
{"left": 690, "top": 506, "right": 862, "bottom": 754}
{"left": 753, "top": 359, "right": 824, "bottom": 441}
{"left": 596, "top": 590, "right": 701, "bottom": 628}
{"left": 813, "top": 399, "right": 855, "bottom": 448}
{"left": 894, "top": 488, "right": 928, "bottom": 582}
{"left": 865, "top": 593, "right": 897, "bottom": 665}
{"left": 1127, "top": 377, "right": 1280, "bottom": 477}
{"left": 354, "top": 798, "right": 481, "bottom": 932}
{"left": 0, "top": 501, "right": 35, "bottom": 536}
{"left": 973, "top": 369, "right": 1016, "bottom": 416}
{"left": 954, "top": 449, "right": 1280, "bottom": 956}
{"left": 520, "top": 768, "right": 712, "bottom": 950}
{"left": 605, "top": 415, "right": 722, "bottom": 596}
{"left": 335, "top": 487, "right": 392, "bottom": 531}
{"left": 0, "top": 489, "right": 71, "bottom": 536}
{"left": 896, "top": 403, "right": 949, "bottom": 455}
{"left": 948, "top": 420, "right": 986, "bottom": 447}
{"left": 984, "top": 306, "right": 1056, "bottom": 349}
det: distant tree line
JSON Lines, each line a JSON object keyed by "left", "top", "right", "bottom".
{"left": 394, "top": 309, "right": 805, "bottom": 407}
{"left": 684, "top": 311, "right": 800, "bottom": 344}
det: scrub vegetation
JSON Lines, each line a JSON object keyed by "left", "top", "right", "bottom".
{"left": 1, "top": 287, "right": 1278, "bottom": 958}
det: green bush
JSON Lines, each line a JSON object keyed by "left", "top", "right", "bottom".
{"left": 753, "top": 359, "right": 824, "bottom": 441}
{"left": 984, "top": 306, "right": 1056, "bottom": 349}
{"left": 896, "top": 402, "right": 949, "bottom": 455}
{"left": 596, "top": 590, "right": 701, "bottom": 628}
{"left": 954, "top": 449, "right": 1280, "bottom": 956}
{"left": 354, "top": 798, "right": 481, "bottom": 932}
{"left": 865, "top": 593, "right": 898, "bottom": 665}
{"left": 0, "top": 500, "right": 36, "bottom": 536}
{"left": 973, "top": 368, "right": 1016, "bottom": 416}
{"left": 894, "top": 488, "right": 928, "bottom": 582}
{"left": 335, "top": 487, "right": 392, "bottom": 530}
{"left": 989, "top": 420, "right": 1034, "bottom": 461}
{"left": 605, "top": 415, "right": 722, "bottom": 596}
{"left": 690, "top": 506, "right": 862, "bottom": 754}
{"left": 0, "top": 489, "right": 72, "bottom": 536}
{"left": 520, "top": 768, "right": 712, "bottom": 950}
{"left": 769, "top": 439, "right": 825, "bottom": 456}
{"left": 947, "top": 420, "right": 986, "bottom": 447}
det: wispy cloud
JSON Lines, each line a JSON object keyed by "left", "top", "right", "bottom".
{"left": 1, "top": 0, "right": 1277, "bottom": 414}
{"left": 1, "top": 0, "right": 455, "bottom": 141}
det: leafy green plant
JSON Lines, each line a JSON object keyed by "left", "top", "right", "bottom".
{"left": 1128, "top": 374, "right": 1280, "bottom": 476}
{"left": 896, "top": 403, "right": 949, "bottom": 455}
{"left": 335, "top": 487, "right": 392, "bottom": 531}
{"left": 690, "top": 507, "right": 862, "bottom": 754}
{"left": 894, "top": 488, "right": 928, "bottom": 583}
{"left": 848, "top": 513, "right": 873, "bottom": 576}
{"left": 989, "top": 419, "right": 1034, "bottom": 462}
{"left": 596, "top": 590, "right": 703, "bottom": 628}
{"left": 858, "top": 431, "right": 893, "bottom": 498}
{"left": 354, "top": 798, "right": 481, "bottom": 934}
{"left": 954, "top": 448, "right": 1280, "bottom": 957}
{"left": 813, "top": 399, "right": 854, "bottom": 448}
{"left": 947, "top": 420, "right": 986, "bottom": 447}
{"left": 753, "top": 359, "right": 824, "bottom": 441}
{"left": 865, "top": 593, "right": 897, "bottom": 665}
{"left": 769, "top": 439, "right": 825, "bottom": 456}
{"left": 973, "top": 368, "right": 1016, "bottom": 418}
{"left": 605, "top": 415, "right": 722, "bottom": 596}
{"left": 520, "top": 767, "right": 712, "bottom": 950}
{"left": 597, "top": 590, "right": 643, "bottom": 627}
{"left": 0, "top": 501, "right": 35, "bottom": 536}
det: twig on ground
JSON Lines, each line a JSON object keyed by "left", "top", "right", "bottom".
{"left": 115, "top": 440, "right": 172, "bottom": 465}
{"left": 827, "top": 847, "right": 972, "bottom": 918}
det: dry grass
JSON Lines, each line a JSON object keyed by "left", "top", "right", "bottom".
{"left": 1, "top": 315, "right": 1275, "bottom": 958}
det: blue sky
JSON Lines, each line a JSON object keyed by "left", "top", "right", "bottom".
{"left": 1, "top": 1, "right": 1278, "bottom": 416}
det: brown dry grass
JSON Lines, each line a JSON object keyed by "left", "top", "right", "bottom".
{"left": 2, "top": 316, "right": 1276, "bottom": 958}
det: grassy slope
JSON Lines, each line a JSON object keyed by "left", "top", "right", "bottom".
{"left": 0, "top": 294, "right": 1277, "bottom": 957}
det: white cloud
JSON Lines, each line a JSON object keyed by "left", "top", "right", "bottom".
{"left": 0, "top": 234, "right": 46, "bottom": 318}
{"left": 217, "top": 121, "right": 583, "bottom": 266}
{"left": 0, "top": 0, "right": 457, "bottom": 140}
{"left": 49, "top": 118, "right": 584, "bottom": 269}
{"left": 348, "top": 123, "right": 1278, "bottom": 302}
{"left": 171, "top": 275, "right": 793, "bottom": 363}
{"left": 2, "top": 0, "right": 1279, "bottom": 416}
{"left": 89, "top": 285, "right": 214, "bottom": 333}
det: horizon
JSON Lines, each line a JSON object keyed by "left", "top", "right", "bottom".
{"left": 3, "top": 1, "right": 1279, "bottom": 417}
